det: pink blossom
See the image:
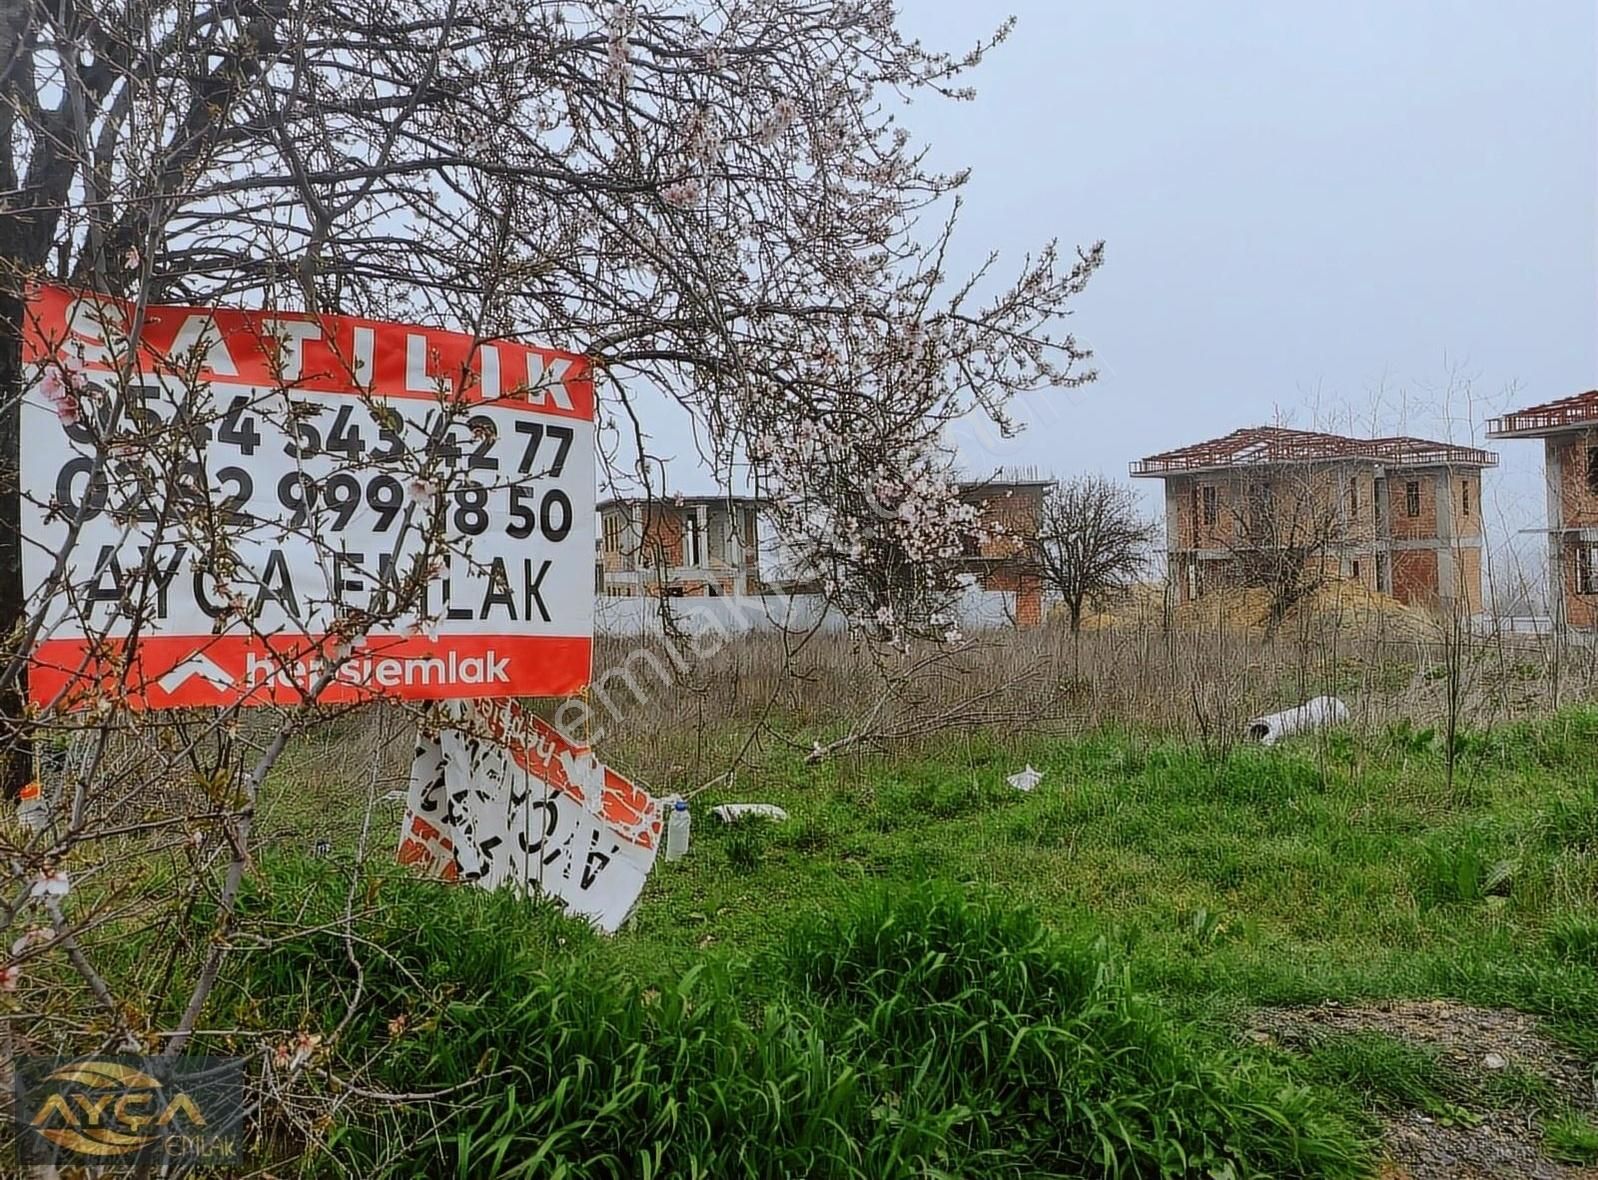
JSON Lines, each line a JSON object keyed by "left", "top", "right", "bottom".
{"left": 10, "top": 927, "right": 52, "bottom": 957}
{"left": 37, "top": 366, "right": 79, "bottom": 424}
{"left": 49, "top": 392, "right": 79, "bottom": 426}
{"left": 661, "top": 179, "right": 701, "bottom": 209}
{"left": 755, "top": 97, "right": 799, "bottom": 146}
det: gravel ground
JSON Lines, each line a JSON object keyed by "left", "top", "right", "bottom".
{"left": 1249, "top": 999, "right": 1598, "bottom": 1180}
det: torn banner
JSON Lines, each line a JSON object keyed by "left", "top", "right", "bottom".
{"left": 398, "top": 699, "right": 662, "bottom": 933}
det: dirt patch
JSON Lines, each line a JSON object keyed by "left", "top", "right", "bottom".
{"left": 1249, "top": 999, "right": 1598, "bottom": 1180}
{"left": 1381, "top": 1110, "right": 1593, "bottom": 1180}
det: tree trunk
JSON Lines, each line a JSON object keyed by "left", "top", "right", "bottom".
{"left": 0, "top": 285, "right": 32, "bottom": 800}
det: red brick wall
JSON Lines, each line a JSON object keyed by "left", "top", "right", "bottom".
{"left": 1169, "top": 476, "right": 1248, "bottom": 548}
{"left": 1457, "top": 545, "right": 1483, "bottom": 613}
{"left": 965, "top": 485, "right": 1048, "bottom": 559}
{"left": 1391, "top": 549, "right": 1439, "bottom": 605}
{"left": 1389, "top": 475, "right": 1438, "bottom": 541}
{"left": 1453, "top": 473, "right": 1483, "bottom": 539}
{"left": 980, "top": 567, "right": 1044, "bottom": 627}
{"left": 1551, "top": 433, "right": 1598, "bottom": 530}
{"left": 637, "top": 507, "right": 685, "bottom": 567}
{"left": 1559, "top": 539, "right": 1598, "bottom": 628}
{"left": 961, "top": 484, "right": 1047, "bottom": 627}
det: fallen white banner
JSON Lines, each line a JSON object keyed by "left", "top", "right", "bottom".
{"left": 398, "top": 699, "right": 662, "bottom": 933}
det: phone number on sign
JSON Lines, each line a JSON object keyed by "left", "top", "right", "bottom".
{"left": 48, "top": 392, "right": 577, "bottom": 545}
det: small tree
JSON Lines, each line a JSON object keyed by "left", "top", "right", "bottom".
{"left": 1221, "top": 470, "right": 1347, "bottom": 631}
{"left": 1033, "top": 476, "right": 1157, "bottom": 632}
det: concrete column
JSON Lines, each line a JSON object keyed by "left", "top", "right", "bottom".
{"left": 1546, "top": 440, "right": 1566, "bottom": 628}
{"left": 1434, "top": 469, "right": 1458, "bottom": 608}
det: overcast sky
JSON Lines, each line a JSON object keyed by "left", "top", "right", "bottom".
{"left": 649, "top": 1, "right": 1597, "bottom": 589}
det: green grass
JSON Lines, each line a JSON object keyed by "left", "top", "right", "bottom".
{"left": 212, "top": 706, "right": 1598, "bottom": 1175}
{"left": 607, "top": 715, "right": 1598, "bottom": 1039}
{"left": 1544, "top": 1110, "right": 1598, "bottom": 1164}
{"left": 207, "top": 865, "right": 1366, "bottom": 1177}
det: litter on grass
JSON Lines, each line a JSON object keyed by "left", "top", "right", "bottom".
{"left": 1006, "top": 765, "right": 1044, "bottom": 792}
{"left": 1246, "top": 696, "right": 1347, "bottom": 746}
{"left": 398, "top": 698, "right": 664, "bottom": 933}
{"left": 710, "top": 803, "right": 789, "bottom": 823}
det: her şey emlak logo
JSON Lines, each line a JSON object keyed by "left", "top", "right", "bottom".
{"left": 13, "top": 1056, "right": 242, "bottom": 1166}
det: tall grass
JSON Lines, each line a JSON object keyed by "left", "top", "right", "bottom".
{"left": 216, "top": 863, "right": 1367, "bottom": 1177}
{"left": 782, "top": 886, "right": 1367, "bottom": 1179}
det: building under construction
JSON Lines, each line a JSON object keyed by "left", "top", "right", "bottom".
{"left": 957, "top": 473, "right": 1055, "bottom": 627}
{"left": 596, "top": 494, "right": 762, "bottom": 598}
{"left": 1131, "top": 426, "right": 1498, "bottom": 612}
{"left": 1487, "top": 390, "right": 1598, "bottom": 628}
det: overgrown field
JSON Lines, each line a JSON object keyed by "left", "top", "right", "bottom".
{"left": 199, "top": 706, "right": 1598, "bottom": 1176}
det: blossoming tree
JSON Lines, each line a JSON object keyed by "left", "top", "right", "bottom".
{"left": 0, "top": 0, "right": 1100, "bottom": 1158}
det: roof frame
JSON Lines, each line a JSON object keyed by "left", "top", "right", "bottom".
{"left": 1487, "top": 391, "right": 1598, "bottom": 438}
{"left": 1130, "top": 426, "right": 1497, "bottom": 477}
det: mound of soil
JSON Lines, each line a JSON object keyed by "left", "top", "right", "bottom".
{"left": 1079, "top": 578, "right": 1441, "bottom": 641}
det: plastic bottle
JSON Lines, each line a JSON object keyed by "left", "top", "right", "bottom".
{"left": 16, "top": 779, "right": 46, "bottom": 832}
{"left": 664, "top": 798, "right": 691, "bottom": 861}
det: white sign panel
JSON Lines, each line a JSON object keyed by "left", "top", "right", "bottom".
{"left": 20, "top": 285, "right": 594, "bottom": 709}
{"left": 398, "top": 699, "right": 662, "bottom": 933}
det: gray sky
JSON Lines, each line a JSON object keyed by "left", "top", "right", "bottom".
{"left": 646, "top": 1, "right": 1598, "bottom": 593}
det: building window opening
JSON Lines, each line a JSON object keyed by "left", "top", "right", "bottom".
{"left": 683, "top": 514, "right": 703, "bottom": 566}
{"left": 1404, "top": 481, "right": 1421, "bottom": 518}
{"left": 1578, "top": 545, "right": 1598, "bottom": 596}
{"left": 1587, "top": 448, "right": 1598, "bottom": 494}
{"left": 1246, "top": 482, "right": 1272, "bottom": 538}
{"left": 1461, "top": 480, "right": 1472, "bottom": 517}
{"left": 1201, "top": 485, "right": 1217, "bottom": 526}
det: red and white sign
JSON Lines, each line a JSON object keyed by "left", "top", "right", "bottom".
{"left": 19, "top": 285, "right": 595, "bottom": 708}
{"left": 398, "top": 699, "right": 663, "bottom": 933}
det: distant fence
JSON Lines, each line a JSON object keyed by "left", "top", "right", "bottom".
{"left": 594, "top": 587, "right": 1019, "bottom": 637}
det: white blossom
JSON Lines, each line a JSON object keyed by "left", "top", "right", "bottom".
{"left": 31, "top": 870, "right": 69, "bottom": 899}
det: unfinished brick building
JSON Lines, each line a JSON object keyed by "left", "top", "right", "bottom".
{"left": 1131, "top": 426, "right": 1497, "bottom": 612}
{"left": 595, "top": 494, "right": 761, "bottom": 597}
{"left": 957, "top": 474, "right": 1054, "bottom": 627}
{"left": 1487, "top": 391, "right": 1598, "bottom": 628}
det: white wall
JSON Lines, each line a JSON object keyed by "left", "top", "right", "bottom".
{"left": 595, "top": 589, "right": 1020, "bottom": 637}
